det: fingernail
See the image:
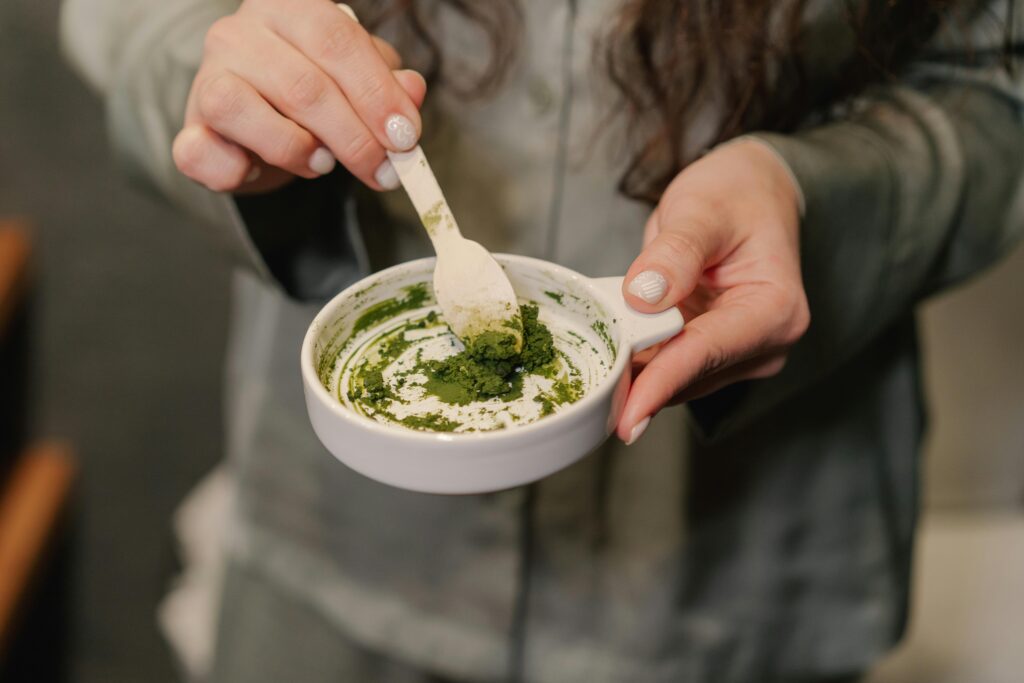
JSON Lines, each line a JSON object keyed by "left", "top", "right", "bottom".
{"left": 245, "top": 165, "right": 261, "bottom": 183}
{"left": 627, "top": 270, "right": 668, "bottom": 304}
{"left": 336, "top": 3, "right": 358, "bottom": 22}
{"left": 399, "top": 69, "right": 427, "bottom": 90}
{"left": 625, "top": 416, "right": 651, "bottom": 446}
{"left": 384, "top": 114, "right": 418, "bottom": 151}
{"left": 374, "top": 159, "right": 400, "bottom": 190}
{"left": 308, "top": 146, "right": 336, "bottom": 175}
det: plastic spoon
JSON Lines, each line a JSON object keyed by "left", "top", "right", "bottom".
{"left": 338, "top": 4, "right": 523, "bottom": 351}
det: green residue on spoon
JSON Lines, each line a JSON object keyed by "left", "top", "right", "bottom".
{"left": 421, "top": 201, "right": 444, "bottom": 237}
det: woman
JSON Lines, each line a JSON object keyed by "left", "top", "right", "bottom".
{"left": 62, "top": 0, "right": 1023, "bottom": 681}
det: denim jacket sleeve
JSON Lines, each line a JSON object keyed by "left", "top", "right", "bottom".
{"left": 693, "top": 0, "right": 1024, "bottom": 437}
{"left": 59, "top": 0, "right": 368, "bottom": 300}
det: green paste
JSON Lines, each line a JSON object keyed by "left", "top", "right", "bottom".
{"left": 421, "top": 303, "right": 555, "bottom": 405}
{"left": 351, "top": 283, "right": 429, "bottom": 335}
{"left": 344, "top": 302, "right": 585, "bottom": 432}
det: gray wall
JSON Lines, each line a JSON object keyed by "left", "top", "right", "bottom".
{"left": 920, "top": 244, "right": 1024, "bottom": 510}
{"left": 0, "top": 0, "right": 1020, "bottom": 681}
{"left": 1, "top": 0, "right": 227, "bottom": 681}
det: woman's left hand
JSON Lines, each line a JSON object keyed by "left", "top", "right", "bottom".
{"left": 617, "top": 139, "right": 810, "bottom": 444}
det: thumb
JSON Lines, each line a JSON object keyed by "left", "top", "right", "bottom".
{"left": 393, "top": 69, "right": 427, "bottom": 109}
{"left": 622, "top": 202, "right": 724, "bottom": 313}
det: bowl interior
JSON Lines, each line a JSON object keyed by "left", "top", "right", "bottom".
{"left": 309, "top": 255, "right": 623, "bottom": 433}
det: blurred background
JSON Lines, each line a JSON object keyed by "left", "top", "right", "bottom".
{"left": 0, "top": 0, "right": 1021, "bottom": 681}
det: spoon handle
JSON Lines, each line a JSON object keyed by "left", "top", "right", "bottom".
{"left": 335, "top": 5, "right": 461, "bottom": 250}
{"left": 388, "top": 147, "right": 463, "bottom": 248}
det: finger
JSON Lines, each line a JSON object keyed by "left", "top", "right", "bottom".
{"left": 642, "top": 210, "right": 659, "bottom": 247}
{"left": 368, "top": 71, "right": 427, "bottom": 192}
{"left": 372, "top": 36, "right": 401, "bottom": 70}
{"left": 219, "top": 30, "right": 390, "bottom": 186}
{"left": 172, "top": 124, "right": 254, "bottom": 192}
{"left": 264, "top": 0, "right": 422, "bottom": 152}
{"left": 393, "top": 69, "right": 427, "bottom": 109}
{"left": 622, "top": 201, "right": 731, "bottom": 313}
{"left": 615, "top": 291, "right": 781, "bottom": 441}
{"left": 192, "top": 71, "right": 324, "bottom": 178}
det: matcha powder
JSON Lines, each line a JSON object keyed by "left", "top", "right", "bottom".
{"left": 421, "top": 304, "right": 557, "bottom": 405}
{"left": 343, "top": 301, "right": 587, "bottom": 432}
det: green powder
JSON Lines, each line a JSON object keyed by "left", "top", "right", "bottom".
{"left": 342, "top": 299, "right": 586, "bottom": 433}
{"left": 351, "top": 283, "right": 429, "bottom": 335}
{"left": 420, "top": 304, "right": 556, "bottom": 405}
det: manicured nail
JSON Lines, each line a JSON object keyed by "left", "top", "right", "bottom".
{"left": 398, "top": 69, "right": 427, "bottom": 91}
{"left": 245, "top": 165, "right": 261, "bottom": 183}
{"left": 627, "top": 270, "right": 668, "bottom": 304}
{"left": 384, "top": 114, "right": 418, "bottom": 151}
{"left": 374, "top": 159, "right": 400, "bottom": 190}
{"left": 308, "top": 146, "right": 336, "bottom": 175}
{"left": 625, "top": 416, "right": 651, "bottom": 446}
{"left": 336, "top": 3, "right": 358, "bottom": 22}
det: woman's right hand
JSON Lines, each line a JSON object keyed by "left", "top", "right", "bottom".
{"left": 172, "top": 0, "right": 426, "bottom": 194}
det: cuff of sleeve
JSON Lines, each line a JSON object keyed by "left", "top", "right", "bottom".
{"left": 717, "top": 135, "right": 807, "bottom": 218}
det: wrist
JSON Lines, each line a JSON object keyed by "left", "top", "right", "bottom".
{"left": 715, "top": 136, "right": 805, "bottom": 226}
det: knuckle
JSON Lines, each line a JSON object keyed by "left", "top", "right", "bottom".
{"left": 318, "top": 20, "right": 361, "bottom": 63}
{"left": 203, "top": 17, "right": 236, "bottom": 54}
{"left": 172, "top": 132, "right": 205, "bottom": 177}
{"left": 197, "top": 73, "right": 243, "bottom": 123}
{"left": 263, "top": 131, "right": 307, "bottom": 168}
{"left": 658, "top": 230, "right": 706, "bottom": 270}
{"left": 352, "top": 72, "right": 387, "bottom": 104}
{"left": 762, "top": 284, "right": 810, "bottom": 347}
{"left": 689, "top": 326, "right": 728, "bottom": 379}
{"left": 338, "top": 131, "right": 378, "bottom": 168}
{"left": 782, "top": 291, "right": 811, "bottom": 345}
{"left": 284, "top": 69, "right": 328, "bottom": 111}
{"left": 752, "top": 356, "right": 788, "bottom": 379}
{"left": 205, "top": 172, "right": 243, "bottom": 193}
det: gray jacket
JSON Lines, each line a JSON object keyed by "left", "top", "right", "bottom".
{"left": 63, "top": 0, "right": 1024, "bottom": 681}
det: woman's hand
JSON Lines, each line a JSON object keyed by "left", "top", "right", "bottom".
{"left": 172, "top": 0, "right": 426, "bottom": 194}
{"left": 618, "top": 139, "right": 810, "bottom": 444}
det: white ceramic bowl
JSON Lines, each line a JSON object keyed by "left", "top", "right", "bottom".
{"left": 301, "top": 254, "right": 683, "bottom": 494}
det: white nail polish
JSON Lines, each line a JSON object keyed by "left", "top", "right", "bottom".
{"left": 625, "top": 416, "right": 651, "bottom": 446}
{"left": 374, "top": 159, "right": 400, "bottom": 190}
{"left": 384, "top": 114, "right": 418, "bottom": 151}
{"left": 245, "top": 165, "right": 261, "bottom": 183}
{"left": 336, "top": 3, "right": 358, "bottom": 22}
{"left": 308, "top": 146, "right": 336, "bottom": 175}
{"left": 627, "top": 270, "right": 668, "bottom": 304}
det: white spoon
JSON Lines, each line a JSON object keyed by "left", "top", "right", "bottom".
{"left": 386, "top": 148, "right": 523, "bottom": 351}
{"left": 338, "top": 4, "right": 523, "bottom": 352}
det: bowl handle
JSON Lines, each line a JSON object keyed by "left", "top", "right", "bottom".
{"left": 590, "top": 277, "right": 684, "bottom": 352}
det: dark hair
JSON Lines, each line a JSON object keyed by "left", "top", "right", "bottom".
{"left": 357, "top": 0, "right": 974, "bottom": 203}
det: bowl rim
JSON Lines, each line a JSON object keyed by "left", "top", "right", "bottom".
{"left": 300, "top": 253, "right": 631, "bottom": 444}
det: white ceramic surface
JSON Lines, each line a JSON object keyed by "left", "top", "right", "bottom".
{"left": 301, "top": 254, "right": 683, "bottom": 494}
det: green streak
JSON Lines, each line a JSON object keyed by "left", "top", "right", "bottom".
{"left": 351, "top": 283, "right": 429, "bottom": 335}
{"left": 544, "top": 290, "right": 564, "bottom": 305}
{"left": 591, "top": 319, "right": 617, "bottom": 357}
